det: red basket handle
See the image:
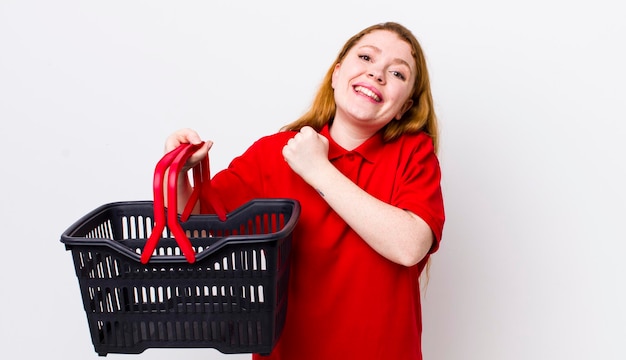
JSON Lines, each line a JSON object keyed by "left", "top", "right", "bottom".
{"left": 141, "top": 143, "right": 226, "bottom": 264}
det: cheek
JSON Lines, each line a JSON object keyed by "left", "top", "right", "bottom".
{"left": 392, "top": 86, "right": 414, "bottom": 105}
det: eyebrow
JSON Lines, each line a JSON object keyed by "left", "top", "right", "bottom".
{"left": 357, "top": 45, "right": 413, "bottom": 73}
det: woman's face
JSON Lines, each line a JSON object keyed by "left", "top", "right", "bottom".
{"left": 331, "top": 30, "right": 416, "bottom": 134}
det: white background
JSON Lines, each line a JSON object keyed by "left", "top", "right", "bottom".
{"left": 1, "top": 1, "right": 624, "bottom": 359}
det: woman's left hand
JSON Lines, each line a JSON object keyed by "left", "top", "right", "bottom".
{"left": 282, "top": 126, "right": 330, "bottom": 184}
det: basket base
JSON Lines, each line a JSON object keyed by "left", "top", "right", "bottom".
{"left": 90, "top": 313, "right": 274, "bottom": 356}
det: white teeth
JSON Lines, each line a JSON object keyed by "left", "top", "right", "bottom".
{"left": 355, "top": 86, "right": 381, "bottom": 102}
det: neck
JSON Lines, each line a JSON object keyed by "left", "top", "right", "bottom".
{"left": 329, "top": 120, "right": 378, "bottom": 151}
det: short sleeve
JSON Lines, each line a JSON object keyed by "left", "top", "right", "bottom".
{"left": 393, "top": 134, "right": 445, "bottom": 253}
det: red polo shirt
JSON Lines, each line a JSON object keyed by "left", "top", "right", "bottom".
{"left": 204, "top": 125, "right": 444, "bottom": 360}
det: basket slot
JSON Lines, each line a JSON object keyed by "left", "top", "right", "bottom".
{"left": 93, "top": 318, "right": 266, "bottom": 354}
{"left": 211, "top": 249, "right": 267, "bottom": 272}
{"left": 240, "top": 213, "right": 285, "bottom": 236}
{"left": 75, "top": 247, "right": 272, "bottom": 279}
{"left": 85, "top": 219, "right": 115, "bottom": 240}
{"left": 120, "top": 215, "right": 156, "bottom": 240}
{"left": 84, "top": 280, "right": 268, "bottom": 314}
{"left": 76, "top": 251, "right": 121, "bottom": 279}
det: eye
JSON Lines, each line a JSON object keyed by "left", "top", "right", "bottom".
{"left": 358, "top": 54, "right": 371, "bottom": 62}
{"left": 390, "top": 70, "right": 406, "bottom": 81}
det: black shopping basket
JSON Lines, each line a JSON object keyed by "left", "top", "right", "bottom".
{"left": 61, "top": 142, "right": 300, "bottom": 356}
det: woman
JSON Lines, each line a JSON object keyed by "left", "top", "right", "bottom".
{"left": 166, "top": 22, "right": 444, "bottom": 360}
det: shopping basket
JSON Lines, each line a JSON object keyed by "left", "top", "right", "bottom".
{"left": 60, "top": 142, "right": 300, "bottom": 356}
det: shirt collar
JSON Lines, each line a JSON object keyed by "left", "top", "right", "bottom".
{"left": 320, "top": 124, "right": 384, "bottom": 163}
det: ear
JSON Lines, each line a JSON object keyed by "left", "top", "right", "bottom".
{"left": 395, "top": 99, "right": 414, "bottom": 120}
{"left": 331, "top": 63, "right": 341, "bottom": 89}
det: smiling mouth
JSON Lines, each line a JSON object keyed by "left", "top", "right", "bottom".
{"left": 354, "top": 85, "right": 381, "bottom": 102}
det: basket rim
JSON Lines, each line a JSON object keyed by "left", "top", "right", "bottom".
{"left": 60, "top": 198, "right": 300, "bottom": 264}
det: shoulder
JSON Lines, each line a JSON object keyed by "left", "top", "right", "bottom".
{"left": 398, "top": 131, "right": 435, "bottom": 150}
{"left": 238, "top": 130, "right": 297, "bottom": 160}
{"left": 385, "top": 131, "right": 437, "bottom": 162}
{"left": 252, "top": 130, "right": 297, "bottom": 148}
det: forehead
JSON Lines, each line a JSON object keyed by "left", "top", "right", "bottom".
{"left": 351, "top": 30, "right": 415, "bottom": 65}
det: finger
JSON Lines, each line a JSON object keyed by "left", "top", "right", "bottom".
{"left": 300, "top": 126, "right": 315, "bottom": 135}
{"left": 173, "top": 128, "right": 202, "bottom": 145}
{"left": 183, "top": 129, "right": 203, "bottom": 145}
{"left": 183, "top": 141, "right": 213, "bottom": 170}
{"left": 188, "top": 142, "right": 209, "bottom": 163}
{"left": 165, "top": 128, "right": 203, "bottom": 152}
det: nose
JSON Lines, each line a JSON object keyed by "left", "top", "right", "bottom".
{"left": 368, "top": 70, "right": 385, "bottom": 84}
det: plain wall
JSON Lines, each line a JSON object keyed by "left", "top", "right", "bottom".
{"left": 1, "top": 1, "right": 624, "bottom": 359}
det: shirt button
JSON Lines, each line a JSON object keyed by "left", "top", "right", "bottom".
{"left": 346, "top": 153, "right": 355, "bottom": 161}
